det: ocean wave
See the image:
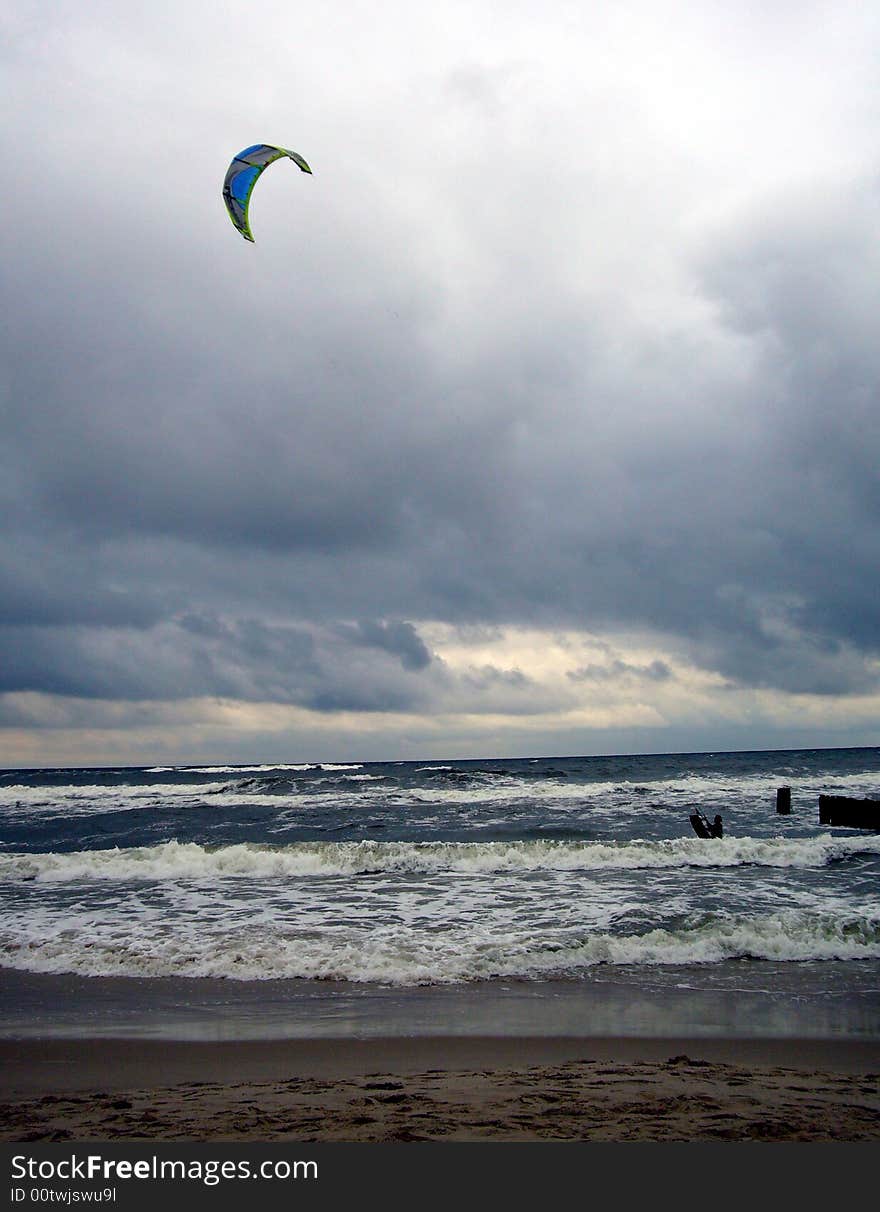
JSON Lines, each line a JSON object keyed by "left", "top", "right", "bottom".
{"left": 4, "top": 762, "right": 878, "bottom": 823}
{"left": 179, "top": 764, "right": 321, "bottom": 774}
{"left": 215, "top": 771, "right": 389, "bottom": 795}
{"left": 145, "top": 764, "right": 364, "bottom": 774}
{"left": 0, "top": 782, "right": 231, "bottom": 820}
{"left": 3, "top": 834, "right": 879, "bottom": 884}
{"left": 2, "top": 909, "right": 878, "bottom": 983}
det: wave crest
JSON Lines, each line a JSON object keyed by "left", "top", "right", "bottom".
{"left": 3, "top": 834, "right": 879, "bottom": 884}
{"left": 2, "top": 909, "right": 878, "bottom": 983}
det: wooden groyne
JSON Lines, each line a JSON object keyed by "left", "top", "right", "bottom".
{"left": 818, "top": 795, "right": 880, "bottom": 831}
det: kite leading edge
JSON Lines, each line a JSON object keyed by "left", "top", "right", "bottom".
{"left": 222, "top": 144, "right": 312, "bottom": 242}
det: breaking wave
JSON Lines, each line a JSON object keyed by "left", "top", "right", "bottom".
{"left": 3, "top": 834, "right": 880, "bottom": 884}
{"left": 2, "top": 909, "right": 878, "bottom": 983}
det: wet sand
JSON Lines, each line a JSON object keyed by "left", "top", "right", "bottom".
{"left": 2, "top": 1035, "right": 878, "bottom": 1142}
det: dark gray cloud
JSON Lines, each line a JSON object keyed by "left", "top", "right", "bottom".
{"left": 338, "top": 621, "right": 433, "bottom": 671}
{"left": 4, "top": 167, "right": 880, "bottom": 702}
{"left": 3, "top": 3, "right": 880, "bottom": 758}
{"left": 569, "top": 659, "right": 673, "bottom": 684}
{"left": 0, "top": 614, "right": 447, "bottom": 717}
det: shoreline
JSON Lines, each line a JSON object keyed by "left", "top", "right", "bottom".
{"left": 3, "top": 1033, "right": 880, "bottom": 1097}
{"left": 4, "top": 963, "right": 879, "bottom": 1044}
{"left": 3, "top": 968, "right": 878, "bottom": 1141}
{"left": 2, "top": 1034, "right": 878, "bottom": 1142}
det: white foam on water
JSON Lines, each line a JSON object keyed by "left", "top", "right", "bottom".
{"left": 3, "top": 764, "right": 878, "bottom": 827}
{"left": 3, "top": 834, "right": 879, "bottom": 884}
{"left": 0, "top": 781, "right": 232, "bottom": 819}
{"left": 2, "top": 907, "right": 878, "bottom": 983}
{"left": 144, "top": 764, "right": 364, "bottom": 773}
{"left": 178, "top": 765, "right": 321, "bottom": 774}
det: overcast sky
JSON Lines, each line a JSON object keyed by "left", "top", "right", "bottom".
{"left": 2, "top": 1, "right": 880, "bottom": 765}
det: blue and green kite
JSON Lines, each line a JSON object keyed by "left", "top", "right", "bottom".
{"left": 222, "top": 144, "right": 312, "bottom": 242}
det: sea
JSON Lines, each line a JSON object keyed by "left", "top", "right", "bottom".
{"left": 1, "top": 747, "right": 879, "bottom": 1042}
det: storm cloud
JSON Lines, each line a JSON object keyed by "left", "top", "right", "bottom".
{"left": 2, "top": 2, "right": 880, "bottom": 762}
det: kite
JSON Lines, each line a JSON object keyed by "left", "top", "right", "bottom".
{"left": 222, "top": 144, "right": 312, "bottom": 242}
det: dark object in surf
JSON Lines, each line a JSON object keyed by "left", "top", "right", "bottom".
{"left": 818, "top": 795, "right": 880, "bottom": 831}
{"left": 689, "top": 811, "right": 723, "bottom": 839}
{"left": 776, "top": 786, "right": 792, "bottom": 814}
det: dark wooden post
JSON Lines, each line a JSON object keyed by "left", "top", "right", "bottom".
{"left": 776, "top": 786, "right": 791, "bottom": 814}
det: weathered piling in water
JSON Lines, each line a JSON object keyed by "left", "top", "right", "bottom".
{"left": 818, "top": 795, "right": 880, "bottom": 830}
{"left": 776, "top": 786, "right": 791, "bottom": 814}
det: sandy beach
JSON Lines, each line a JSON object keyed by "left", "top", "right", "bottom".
{"left": 2, "top": 1035, "right": 878, "bottom": 1143}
